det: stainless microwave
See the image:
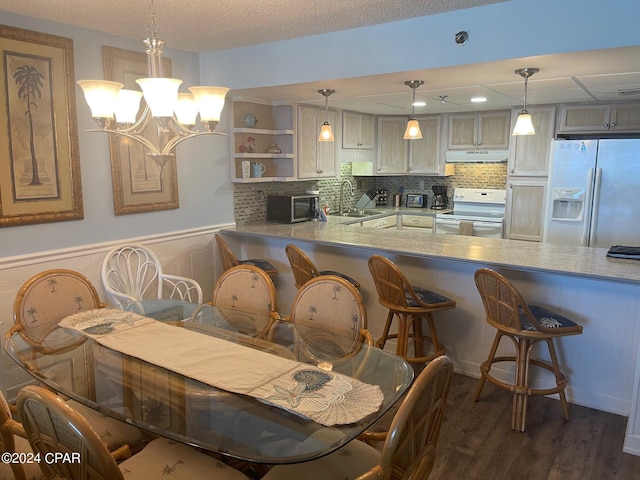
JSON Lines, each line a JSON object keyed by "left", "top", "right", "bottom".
{"left": 267, "top": 195, "right": 319, "bottom": 223}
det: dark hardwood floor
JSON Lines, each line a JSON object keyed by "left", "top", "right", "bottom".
{"left": 424, "top": 374, "right": 640, "bottom": 480}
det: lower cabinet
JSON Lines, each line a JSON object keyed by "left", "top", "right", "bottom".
{"left": 505, "top": 179, "right": 547, "bottom": 242}
{"left": 400, "top": 214, "right": 433, "bottom": 231}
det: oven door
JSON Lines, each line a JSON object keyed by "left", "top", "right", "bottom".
{"left": 435, "top": 217, "right": 503, "bottom": 238}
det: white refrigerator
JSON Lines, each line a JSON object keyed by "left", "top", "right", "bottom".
{"left": 543, "top": 139, "right": 640, "bottom": 248}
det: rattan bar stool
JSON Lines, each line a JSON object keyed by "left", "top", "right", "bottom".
{"left": 215, "top": 233, "right": 277, "bottom": 277}
{"left": 368, "top": 255, "right": 456, "bottom": 364}
{"left": 473, "top": 268, "right": 583, "bottom": 432}
{"left": 285, "top": 243, "right": 360, "bottom": 289}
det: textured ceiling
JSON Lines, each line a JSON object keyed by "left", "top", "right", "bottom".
{"left": 3, "top": 0, "right": 640, "bottom": 115}
{"left": 0, "top": 0, "right": 504, "bottom": 53}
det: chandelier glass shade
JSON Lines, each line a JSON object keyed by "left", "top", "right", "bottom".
{"left": 403, "top": 80, "right": 424, "bottom": 140}
{"left": 512, "top": 67, "right": 539, "bottom": 136}
{"left": 76, "top": 1, "right": 229, "bottom": 172}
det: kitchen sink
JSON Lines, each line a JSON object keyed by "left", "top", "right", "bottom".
{"left": 339, "top": 209, "right": 385, "bottom": 218}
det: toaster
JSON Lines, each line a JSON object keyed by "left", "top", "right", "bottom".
{"left": 406, "top": 194, "right": 429, "bottom": 208}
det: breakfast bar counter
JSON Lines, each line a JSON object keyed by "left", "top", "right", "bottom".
{"left": 220, "top": 221, "right": 640, "bottom": 455}
{"left": 222, "top": 220, "right": 640, "bottom": 284}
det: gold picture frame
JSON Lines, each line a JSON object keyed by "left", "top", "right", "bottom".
{"left": 102, "top": 45, "right": 178, "bottom": 215}
{"left": 0, "top": 25, "right": 83, "bottom": 227}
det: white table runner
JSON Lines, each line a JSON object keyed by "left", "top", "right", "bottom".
{"left": 59, "top": 309, "right": 383, "bottom": 426}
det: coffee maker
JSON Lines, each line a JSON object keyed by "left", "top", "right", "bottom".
{"left": 431, "top": 185, "right": 448, "bottom": 209}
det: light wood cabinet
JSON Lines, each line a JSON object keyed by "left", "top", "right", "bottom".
{"left": 400, "top": 214, "right": 433, "bottom": 231}
{"left": 297, "top": 105, "right": 338, "bottom": 179}
{"left": 506, "top": 180, "right": 547, "bottom": 242}
{"left": 557, "top": 102, "right": 640, "bottom": 134}
{"left": 376, "top": 117, "right": 408, "bottom": 174}
{"left": 508, "top": 106, "right": 556, "bottom": 177}
{"left": 447, "top": 110, "right": 511, "bottom": 150}
{"left": 342, "top": 111, "right": 374, "bottom": 149}
{"left": 505, "top": 106, "right": 555, "bottom": 242}
{"left": 375, "top": 115, "right": 451, "bottom": 176}
{"left": 230, "top": 99, "right": 295, "bottom": 182}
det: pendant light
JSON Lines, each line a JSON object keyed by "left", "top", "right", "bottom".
{"left": 318, "top": 89, "right": 335, "bottom": 141}
{"left": 512, "top": 68, "right": 539, "bottom": 136}
{"left": 403, "top": 80, "right": 424, "bottom": 139}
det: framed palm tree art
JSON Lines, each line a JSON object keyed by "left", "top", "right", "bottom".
{"left": 0, "top": 25, "right": 83, "bottom": 227}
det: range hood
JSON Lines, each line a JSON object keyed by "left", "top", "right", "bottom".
{"left": 445, "top": 150, "right": 509, "bottom": 163}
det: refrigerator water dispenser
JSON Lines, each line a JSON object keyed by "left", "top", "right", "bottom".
{"left": 551, "top": 188, "right": 585, "bottom": 221}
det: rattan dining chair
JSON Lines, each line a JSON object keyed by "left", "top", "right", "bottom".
{"left": 17, "top": 385, "right": 249, "bottom": 480}
{"left": 10, "top": 269, "right": 106, "bottom": 355}
{"left": 262, "top": 355, "right": 454, "bottom": 480}
{"left": 273, "top": 275, "right": 373, "bottom": 377}
{"left": 0, "top": 389, "right": 44, "bottom": 480}
{"left": 215, "top": 233, "right": 278, "bottom": 277}
{"left": 368, "top": 255, "right": 456, "bottom": 364}
{"left": 285, "top": 243, "right": 360, "bottom": 289}
{"left": 210, "top": 264, "right": 280, "bottom": 338}
{"left": 101, "top": 244, "right": 203, "bottom": 308}
{"left": 473, "top": 268, "right": 583, "bottom": 432}
{"left": 9, "top": 269, "right": 143, "bottom": 458}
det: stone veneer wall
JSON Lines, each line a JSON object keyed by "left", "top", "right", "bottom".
{"left": 233, "top": 162, "right": 508, "bottom": 224}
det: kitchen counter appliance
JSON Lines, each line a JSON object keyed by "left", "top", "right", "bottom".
{"left": 406, "top": 193, "right": 428, "bottom": 208}
{"left": 267, "top": 194, "right": 319, "bottom": 223}
{"left": 432, "top": 185, "right": 448, "bottom": 209}
{"left": 435, "top": 188, "right": 506, "bottom": 238}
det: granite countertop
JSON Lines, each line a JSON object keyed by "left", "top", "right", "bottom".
{"left": 222, "top": 221, "right": 640, "bottom": 285}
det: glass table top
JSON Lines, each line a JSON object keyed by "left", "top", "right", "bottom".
{"left": 5, "top": 299, "right": 413, "bottom": 464}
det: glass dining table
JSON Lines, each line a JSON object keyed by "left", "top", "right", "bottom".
{"left": 4, "top": 299, "right": 413, "bottom": 465}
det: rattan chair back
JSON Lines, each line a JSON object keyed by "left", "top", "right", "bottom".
{"left": 215, "top": 233, "right": 241, "bottom": 272}
{"left": 211, "top": 264, "right": 279, "bottom": 337}
{"left": 285, "top": 244, "right": 320, "bottom": 289}
{"left": 368, "top": 254, "right": 414, "bottom": 310}
{"left": 12, "top": 269, "right": 103, "bottom": 354}
{"left": 379, "top": 355, "right": 453, "bottom": 479}
{"left": 287, "top": 275, "right": 372, "bottom": 368}
{"left": 18, "top": 386, "right": 124, "bottom": 480}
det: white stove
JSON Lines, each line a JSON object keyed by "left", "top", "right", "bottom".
{"left": 435, "top": 188, "right": 506, "bottom": 238}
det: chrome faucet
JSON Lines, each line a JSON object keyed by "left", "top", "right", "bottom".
{"left": 339, "top": 180, "right": 354, "bottom": 215}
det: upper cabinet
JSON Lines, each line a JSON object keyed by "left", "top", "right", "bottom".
{"left": 447, "top": 110, "right": 511, "bottom": 150}
{"left": 374, "top": 115, "right": 452, "bottom": 176}
{"left": 297, "top": 105, "right": 339, "bottom": 179}
{"left": 376, "top": 117, "right": 408, "bottom": 174}
{"left": 342, "top": 111, "right": 374, "bottom": 149}
{"left": 508, "top": 106, "right": 556, "bottom": 177}
{"left": 230, "top": 98, "right": 295, "bottom": 182}
{"left": 557, "top": 102, "right": 640, "bottom": 134}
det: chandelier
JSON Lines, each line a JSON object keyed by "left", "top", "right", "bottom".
{"left": 77, "top": 0, "right": 229, "bottom": 173}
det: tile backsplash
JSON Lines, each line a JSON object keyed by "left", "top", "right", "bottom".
{"left": 233, "top": 162, "right": 507, "bottom": 224}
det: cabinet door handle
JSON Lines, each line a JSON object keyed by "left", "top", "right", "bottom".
{"left": 604, "top": 123, "right": 609, "bottom": 127}
{"left": 610, "top": 122, "right": 616, "bottom": 128}
{"left": 509, "top": 183, "right": 512, "bottom": 188}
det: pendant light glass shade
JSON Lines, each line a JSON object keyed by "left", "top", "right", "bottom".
{"left": 512, "top": 68, "right": 539, "bottom": 136}
{"left": 114, "top": 89, "right": 143, "bottom": 124}
{"left": 403, "top": 80, "right": 424, "bottom": 139}
{"left": 512, "top": 112, "right": 535, "bottom": 135}
{"left": 319, "top": 122, "right": 335, "bottom": 141}
{"left": 404, "top": 118, "right": 422, "bottom": 139}
{"left": 318, "top": 89, "right": 335, "bottom": 142}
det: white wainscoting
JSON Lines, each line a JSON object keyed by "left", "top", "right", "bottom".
{"left": 0, "top": 224, "right": 233, "bottom": 400}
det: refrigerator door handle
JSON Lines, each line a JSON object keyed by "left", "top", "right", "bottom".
{"left": 588, "top": 168, "right": 603, "bottom": 247}
{"left": 581, "top": 168, "right": 595, "bottom": 246}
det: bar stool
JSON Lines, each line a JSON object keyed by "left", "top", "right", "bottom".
{"left": 473, "top": 268, "right": 583, "bottom": 432}
{"left": 215, "top": 233, "right": 277, "bottom": 277}
{"left": 368, "top": 255, "right": 456, "bottom": 364}
{"left": 285, "top": 243, "right": 360, "bottom": 289}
